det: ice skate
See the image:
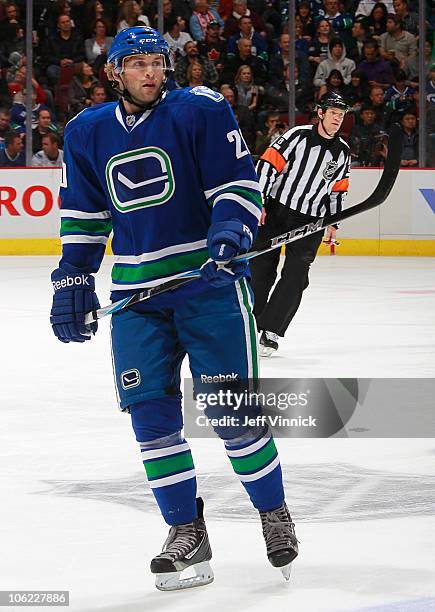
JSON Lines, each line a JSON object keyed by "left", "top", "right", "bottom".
{"left": 259, "top": 502, "right": 298, "bottom": 581}
{"left": 150, "top": 497, "right": 214, "bottom": 591}
{"left": 259, "top": 331, "right": 279, "bottom": 357}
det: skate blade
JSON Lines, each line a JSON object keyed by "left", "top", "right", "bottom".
{"left": 259, "top": 346, "right": 276, "bottom": 358}
{"left": 280, "top": 563, "right": 292, "bottom": 581}
{"left": 155, "top": 561, "right": 214, "bottom": 591}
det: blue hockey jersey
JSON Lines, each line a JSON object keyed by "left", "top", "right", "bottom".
{"left": 59, "top": 86, "right": 263, "bottom": 298}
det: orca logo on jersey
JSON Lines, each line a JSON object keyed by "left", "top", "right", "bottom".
{"left": 121, "top": 368, "right": 141, "bottom": 390}
{"left": 106, "top": 146, "right": 175, "bottom": 212}
{"left": 190, "top": 86, "right": 224, "bottom": 102}
{"left": 323, "top": 160, "right": 338, "bottom": 180}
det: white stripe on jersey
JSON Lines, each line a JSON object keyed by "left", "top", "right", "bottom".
{"left": 114, "top": 239, "right": 207, "bottom": 265}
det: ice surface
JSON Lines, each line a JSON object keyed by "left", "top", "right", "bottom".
{"left": 0, "top": 256, "right": 434, "bottom": 612}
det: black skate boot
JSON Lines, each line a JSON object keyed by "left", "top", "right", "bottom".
{"left": 150, "top": 497, "right": 214, "bottom": 591}
{"left": 259, "top": 502, "right": 298, "bottom": 581}
{"left": 259, "top": 330, "right": 279, "bottom": 357}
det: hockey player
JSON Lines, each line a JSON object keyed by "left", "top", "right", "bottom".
{"left": 49, "top": 27, "right": 298, "bottom": 590}
{"left": 251, "top": 92, "right": 351, "bottom": 356}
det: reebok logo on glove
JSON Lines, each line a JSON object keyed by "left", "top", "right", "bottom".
{"left": 243, "top": 225, "right": 253, "bottom": 242}
{"left": 52, "top": 274, "right": 90, "bottom": 291}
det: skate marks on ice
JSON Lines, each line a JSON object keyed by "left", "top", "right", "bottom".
{"left": 36, "top": 463, "right": 435, "bottom": 522}
{"left": 349, "top": 597, "right": 435, "bottom": 612}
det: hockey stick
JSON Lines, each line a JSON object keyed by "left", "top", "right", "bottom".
{"left": 84, "top": 124, "right": 403, "bottom": 325}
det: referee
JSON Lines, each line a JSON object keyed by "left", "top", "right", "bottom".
{"left": 251, "top": 92, "right": 351, "bottom": 356}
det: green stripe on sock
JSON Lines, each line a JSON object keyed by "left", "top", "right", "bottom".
{"left": 229, "top": 438, "right": 277, "bottom": 475}
{"left": 144, "top": 451, "right": 194, "bottom": 480}
{"left": 60, "top": 218, "right": 113, "bottom": 236}
{"left": 240, "top": 278, "right": 258, "bottom": 379}
{"left": 112, "top": 248, "right": 208, "bottom": 283}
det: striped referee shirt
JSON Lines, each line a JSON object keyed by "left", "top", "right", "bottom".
{"left": 256, "top": 124, "right": 350, "bottom": 217}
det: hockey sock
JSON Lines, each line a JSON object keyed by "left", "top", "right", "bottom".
{"left": 139, "top": 431, "right": 197, "bottom": 525}
{"left": 225, "top": 427, "right": 285, "bottom": 512}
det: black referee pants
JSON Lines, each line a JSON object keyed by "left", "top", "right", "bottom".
{"left": 250, "top": 200, "right": 324, "bottom": 337}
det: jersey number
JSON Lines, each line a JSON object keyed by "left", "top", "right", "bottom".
{"left": 227, "top": 130, "right": 249, "bottom": 159}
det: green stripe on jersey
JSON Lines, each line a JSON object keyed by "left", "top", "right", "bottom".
{"left": 144, "top": 451, "right": 194, "bottom": 480}
{"left": 60, "top": 218, "right": 113, "bottom": 236}
{"left": 230, "top": 188, "right": 263, "bottom": 209}
{"left": 229, "top": 438, "right": 277, "bottom": 475}
{"left": 240, "top": 278, "right": 258, "bottom": 379}
{"left": 209, "top": 187, "right": 263, "bottom": 210}
{"left": 112, "top": 248, "right": 208, "bottom": 283}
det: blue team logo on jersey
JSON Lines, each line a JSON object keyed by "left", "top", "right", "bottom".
{"left": 106, "top": 146, "right": 175, "bottom": 213}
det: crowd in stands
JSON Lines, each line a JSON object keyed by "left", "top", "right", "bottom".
{"left": 0, "top": 0, "right": 434, "bottom": 167}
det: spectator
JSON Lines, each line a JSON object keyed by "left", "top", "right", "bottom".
{"left": 362, "top": 2, "right": 389, "bottom": 39}
{"left": 295, "top": 22, "right": 310, "bottom": 56}
{"left": 222, "top": 0, "right": 265, "bottom": 41}
{"left": 174, "top": 40, "right": 219, "bottom": 87}
{"left": 68, "top": 62, "right": 99, "bottom": 117}
{"left": 384, "top": 69, "right": 417, "bottom": 113}
{"left": 392, "top": 0, "right": 418, "bottom": 35}
{"left": 227, "top": 16, "right": 268, "bottom": 60}
{"left": 357, "top": 40, "right": 394, "bottom": 89}
{"left": 186, "top": 61, "right": 205, "bottom": 86}
{"left": 8, "top": 65, "right": 48, "bottom": 107}
{"left": 265, "top": 63, "right": 315, "bottom": 112}
{"left": 0, "top": 3, "right": 23, "bottom": 45}
{"left": 220, "top": 38, "right": 267, "bottom": 86}
{"left": 220, "top": 83, "right": 256, "bottom": 150}
{"left": 320, "top": 68, "right": 347, "bottom": 97}
{"left": 356, "top": 0, "right": 394, "bottom": 18}
{"left": 321, "top": 0, "right": 341, "bottom": 26}
{"left": 314, "top": 38, "right": 356, "bottom": 89}
{"left": 234, "top": 64, "right": 258, "bottom": 110}
{"left": 117, "top": 0, "right": 150, "bottom": 32}
{"left": 89, "top": 83, "right": 107, "bottom": 106}
{"left": 45, "top": 14, "right": 85, "bottom": 84}
{"left": 0, "top": 107, "right": 11, "bottom": 151}
{"left": 255, "top": 111, "right": 287, "bottom": 156}
{"left": 1, "top": 23, "right": 25, "bottom": 61}
{"left": 379, "top": 14, "right": 417, "bottom": 67}
{"left": 85, "top": 19, "right": 114, "bottom": 66}
{"left": 32, "top": 133, "right": 64, "bottom": 167}
{"left": 308, "top": 18, "right": 333, "bottom": 71}
{"left": 157, "top": 0, "right": 181, "bottom": 31}
{"left": 83, "top": 1, "right": 114, "bottom": 37}
{"left": 164, "top": 16, "right": 193, "bottom": 57}
{"left": 368, "top": 84, "right": 388, "bottom": 126}
{"left": 400, "top": 110, "right": 418, "bottom": 166}
{"left": 270, "top": 32, "right": 309, "bottom": 87}
{"left": 189, "top": 0, "right": 224, "bottom": 42}
{"left": 345, "top": 69, "right": 370, "bottom": 107}
{"left": 0, "top": 130, "right": 25, "bottom": 167}
{"left": 350, "top": 102, "right": 386, "bottom": 165}
{"left": 197, "top": 20, "right": 227, "bottom": 72}
{"left": 10, "top": 88, "right": 51, "bottom": 131}
{"left": 405, "top": 40, "right": 435, "bottom": 81}
{"left": 32, "top": 108, "right": 58, "bottom": 154}
{"left": 347, "top": 18, "right": 369, "bottom": 64}
{"left": 295, "top": 1, "right": 315, "bottom": 39}
{"left": 320, "top": 0, "right": 354, "bottom": 49}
